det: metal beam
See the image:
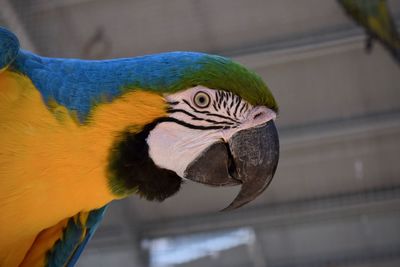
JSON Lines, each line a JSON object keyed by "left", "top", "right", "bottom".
{"left": 86, "top": 186, "right": 400, "bottom": 267}
{"left": 138, "top": 186, "right": 400, "bottom": 238}
{"left": 88, "top": 186, "right": 400, "bottom": 245}
{"left": 231, "top": 17, "right": 400, "bottom": 68}
{"left": 232, "top": 27, "right": 365, "bottom": 68}
{"left": 279, "top": 110, "right": 400, "bottom": 150}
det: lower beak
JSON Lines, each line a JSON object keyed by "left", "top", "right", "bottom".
{"left": 184, "top": 120, "right": 279, "bottom": 210}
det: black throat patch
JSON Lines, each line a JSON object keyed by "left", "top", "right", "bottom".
{"left": 107, "top": 120, "right": 182, "bottom": 201}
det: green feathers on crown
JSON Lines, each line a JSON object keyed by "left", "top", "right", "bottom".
{"left": 167, "top": 53, "right": 278, "bottom": 112}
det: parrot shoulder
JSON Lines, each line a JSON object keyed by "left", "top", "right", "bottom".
{"left": 0, "top": 27, "right": 19, "bottom": 73}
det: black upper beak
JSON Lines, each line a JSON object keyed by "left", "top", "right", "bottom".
{"left": 184, "top": 120, "right": 279, "bottom": 210}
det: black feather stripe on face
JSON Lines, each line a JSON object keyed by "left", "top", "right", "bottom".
{"left": 107, "top": 113, "right": 233, "bottom": 200}
{"left": 167, "top": 108, "right": 239, "bottom": 124}
{"left": 107, "top": 121, "right": 182, "bottom": 201}
{"left": 167, "top": 89, "right": 249, "bottom": 130}
{"left": 107, "top": 88, "right": 254, "bottom": 200}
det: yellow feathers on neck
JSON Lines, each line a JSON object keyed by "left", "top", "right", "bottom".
{"left": 0, "top": 71, "right": 168, "bottom": 254}
{"left": 87, "top": 89, "right": 168, "bottom": 133}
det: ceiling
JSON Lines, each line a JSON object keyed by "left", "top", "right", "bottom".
{"left": 2, "top": 0, "right": 400, "bottom": 266}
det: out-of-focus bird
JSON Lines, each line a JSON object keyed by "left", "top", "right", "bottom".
{"left": 338, "top": 0, "right": 400, "bottom": 64}
{"left": 0, "top": 27, "right": 279, "bottom": 267}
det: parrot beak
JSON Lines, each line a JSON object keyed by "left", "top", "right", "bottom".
{"left": 184, "top": 120, "right": 279, "bottom": 210}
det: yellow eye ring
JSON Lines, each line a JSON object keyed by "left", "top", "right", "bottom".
{"left": 193, "top": 91, "right": 210, "bottom": 108}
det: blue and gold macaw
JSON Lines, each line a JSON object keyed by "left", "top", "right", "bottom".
{"left": 338, "top": 0, "right": 400, "bottom": 65}
{"left": 0, "top": 27, "right": 279, "bottom": 267}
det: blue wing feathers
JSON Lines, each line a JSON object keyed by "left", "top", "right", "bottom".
{"left": 47, "top": 206, "right": 108, "bottom": 267}
{"left": 47, "top": 219, "right": 82, "bottom": 267}
{"left": 65, "top": 207, "right": 107, "bottom": 267}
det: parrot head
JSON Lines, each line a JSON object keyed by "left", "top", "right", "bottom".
{"left": 0, "top": 27, "right": 279, "bottom": 267}
{"left": 105, "top": 52, "right": 279, "bottom": 210}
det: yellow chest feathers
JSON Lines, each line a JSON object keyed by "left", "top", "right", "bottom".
{"left": 0, "top": 70, "right": 167, "bottom": 238}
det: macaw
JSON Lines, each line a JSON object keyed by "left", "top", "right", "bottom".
{"left": 337, "top": 0, "right": 400, "bottom": 65}
{"left": 0, "top": 27, "right": 279, "bottom": 267}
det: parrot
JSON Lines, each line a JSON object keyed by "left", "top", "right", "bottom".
{"left": 0, "top": 27, "right": 279, "bottom": 267}
{"left": 337, "top": 0, "right": 400, "bottom": 65}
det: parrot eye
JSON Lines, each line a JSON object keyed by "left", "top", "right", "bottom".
{"left": 193, "top": 91, "right": 210, "bottom": 108}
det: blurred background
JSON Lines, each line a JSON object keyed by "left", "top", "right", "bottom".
{"left": 2, "top": 0, "right": 400, "bottom": 266}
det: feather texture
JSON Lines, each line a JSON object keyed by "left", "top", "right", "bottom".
{"left": 19, "top": 206, "right": 107, "bottom": 267}
{"left": 0, "top": 26, "right": 277, "bottom": 266}
{"left": 0, "top": 27, "right": 19, "bottom": 71}
{"left": 338, "top": 0, "right": 400, "bottom": 64}
{"left": 0, "top": 70, "right": 166, "bottom": 266}
{"left": 10, "top": 50, "right": 277, "bottom": 123}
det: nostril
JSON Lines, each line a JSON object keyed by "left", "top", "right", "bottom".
{"left": 253, "top": 112, "right": 263, "bottom": 120}
{"left": 250, "top": 107, "right": 276, "bottom": 123}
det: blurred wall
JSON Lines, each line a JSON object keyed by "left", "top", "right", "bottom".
{"left": 2, "top": 1, "right": 400, "bottom": 266}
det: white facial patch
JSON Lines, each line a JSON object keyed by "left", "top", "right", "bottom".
{"left": 146, "top": 86, "right": 276, "bottom": 178}
{"left": 146, "top": 122, "right": 222, "bottom": 177}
